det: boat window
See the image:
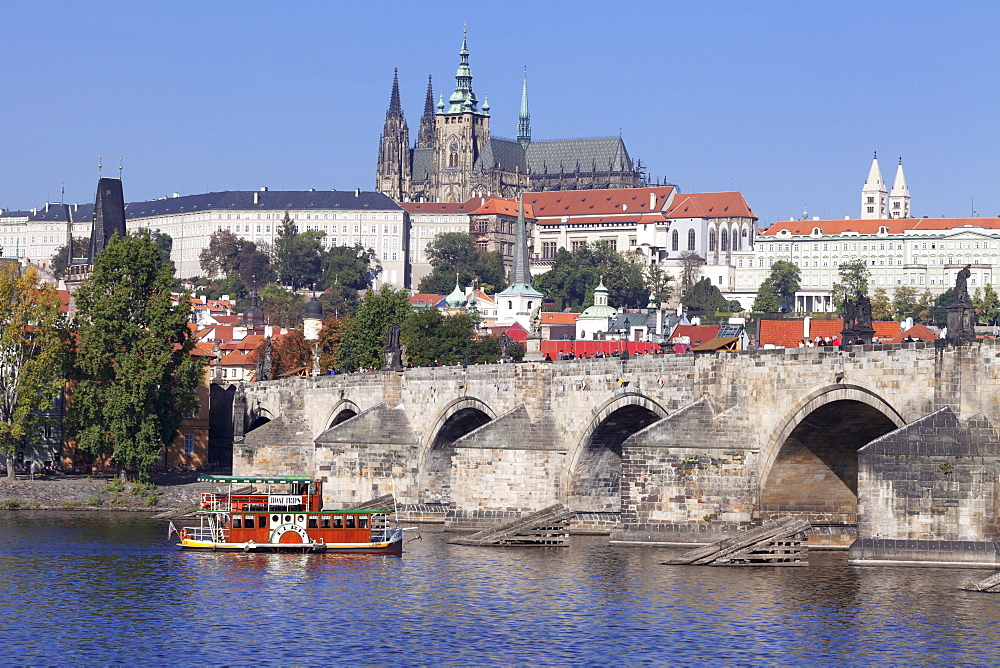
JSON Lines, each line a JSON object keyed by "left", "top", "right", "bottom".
{"left": 334, "top": 516, "right": 343, "bottom": 529}
{"left": 359, "top": 515, "right": 369, "bottom": 529}
{"left": 271, "top": 514, "right": 280, "bottom": 525}
{"left": 283, "top": 514, "right": 292, "bottom": 524}
{"left": 346, "top": 515, "right": 356, "bottom": 529}
{"left": 308, "top": 516, "right": 318, "bottom": 529}
{"left": 232, "top": 516, "right": 242, "bottom": 528}
{"left": 259, "top": 515, "right": 268, "bottom": 528}
{"left": 321, "top": 516, "right": 331, "bottom": 529}
{"left": 244, "top": 515, "right": 255, "bottom": 529}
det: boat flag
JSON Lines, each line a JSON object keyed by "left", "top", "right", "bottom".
{"left": 168, "top": 522, "right": 178, "bottom": 539}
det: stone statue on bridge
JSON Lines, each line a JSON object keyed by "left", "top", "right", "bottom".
{"left": 947, "top": 265, "right": 976, "bottom": 345}
{"left": 841, "top": 291, "right": 874, "bottom": 346}
{"left": 384, "top": 322, "right": 403, "bottom": 371}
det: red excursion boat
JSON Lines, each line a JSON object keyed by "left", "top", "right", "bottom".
{"left": 171, "top": 475, "right": 404, "bottom": 554}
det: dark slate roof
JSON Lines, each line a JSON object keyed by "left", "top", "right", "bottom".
{"left": 411, "top": 148, "right": 434, "bottom": 181}
{"left": 473, "top": 137, "right": 527, "bottom": 173}
{"left": 0, "top": 209, "right": 34, "bottom": 218}
{"left": 126, "top": 190, "right": 401, "bottom": 218}
{"left": 5, "top": 190, "right": 400, "bottom": 223}
{"left": 525, "top": 137, "right": 633, "bottom": 174}
{"left": 608, "top": 312, "right": 653, "bottom": 333}
{"left": 15, "top": 203, "right": 95, "bottom": 223}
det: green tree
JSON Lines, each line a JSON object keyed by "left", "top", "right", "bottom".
{"left": 335, "top": 285, "right": 412, "bottom": 372}
{"left": 69, "top": 235, "right": 204, "bottom": 480}
{"left": 913, "top": 290, "right": 935, "bottom": 324}
{"left": 319, "top": 285, "right": 360, "bottom": 319}
{"left": 930, "top": 288, "right": 955, "bottom": 327}
{"left": 974, "top": 284, "right": 1000, "bottom": 325}
{"left": 753, "top": 260, "right": 800, "bottom": 312}
{"left": 321, "top": 245, "right": 376, "bottom": 290}
{"left": 831, "top": 259, "right": 871, "bottom": 309}
{"left": 752, "top": 280, "right": 780, "bottom": 313}
{"left": 534, "top": 242, "right": 648, "bottom": 311}
{"left": 645, "top": 264, "right": 674, "bottom": 305}
{"left": 400, "top": 308, "right": 479, "bottom": 367}
{"left": 0, "top": 265, "right": 67, "bottom": 478}
{"left": 133, "top": 228, "right": 173, "bottom": 270}
{"left": 871, "top": 287, "right": 893, "bottom": 321}
{"left": 272, "top": 212, "right": 325, "bottom": 289}
{"left": 892, "top": 286, "right": 920, "bottom": 320}
{"left": 50, "top": 237, "right": 90, "bottom": 279}
{"left": 682, "top": 277, "right": 740, "bottom": 313}
{"left": 418, "top": 232, "right": 506, "bottom": 294}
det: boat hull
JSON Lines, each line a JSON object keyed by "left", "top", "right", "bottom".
{"left": 178, "top": 536, "right": 403, "bottom": 555}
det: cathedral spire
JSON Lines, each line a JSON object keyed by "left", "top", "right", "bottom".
{"left": 518, "top": 68, "right": 531, "bottom": 148}
{"left": 447, "top": 30, "right": 479, "bottom": 113}
{"left": 889, "top": 157, "right": 910, "bottom": 219}
{"left": 417, "top": 75, "right": 436, "bottom": 149}
{"left": 861, "top": 151, "right": 887, "bottom": 220}
{"left": 387, "top": 68, "right": 402, "bottom": 118}
{"left": 499, "top": 194, "right": 541, "bottom": 296}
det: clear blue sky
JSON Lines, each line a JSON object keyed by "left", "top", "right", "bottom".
{"left": 3, "top": 1, "right": 999, "bottom": 225}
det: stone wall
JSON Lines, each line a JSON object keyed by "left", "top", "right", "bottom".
{"left": 850, "top": 407, "right": 1000, "bottom": 566}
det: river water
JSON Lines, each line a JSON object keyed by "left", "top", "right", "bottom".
{"left": 1, "top": 511, "right": 998, "bottom": 665}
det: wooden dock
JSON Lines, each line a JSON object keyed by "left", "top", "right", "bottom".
{"left": 663, "top": 516, "right": 811, "bottom": 566}
{"left": 347, "top": 494, "right": 396, "bottom": 512}
{"left": 959, "top": 572, "right": 1000, "bottom": 592}
{"left": 449, "top": 504, "right": 575, "bottom": 547}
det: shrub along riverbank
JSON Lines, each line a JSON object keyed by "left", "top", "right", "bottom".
{"left": 0, "top": 476, "right": 203, "bottom": 511}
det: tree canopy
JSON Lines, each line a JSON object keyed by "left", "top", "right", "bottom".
{"left": 272, "top": 212, "right": 325, "bottom": 290}
{"left": 682, "top": 277, "right": 742, "bottom": 314}
{"left": 870, "top": 287, "right": 893, "bottom": 321}
{"left": 321, "top": 245, "right": 377, "bottom": 290}
{"left": 335, "top": 286, "right": 412, "bottom": 372}
{"left": 831, "top": 259, "right": 871, "bottom": 309}
{"left": 50, "top": 237, "right": 90, "bottom": 279}
{"left": 418, "top": 232, "right": 506, "bottom": 294}
{"left": 533, "top": 242, "right": 650, "bottom": 311}
{"left": 69, "top": 235, "right": 204, "bottom": 480}
{"left": 752, "top": 260, "right": 800, "bottom": 313}
{"left": 0, "top": 265, "right": 67, "bottom": 478}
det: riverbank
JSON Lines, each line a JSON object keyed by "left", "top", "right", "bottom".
{"left": 0, "top": 472, "right": 206, "bottom": 511}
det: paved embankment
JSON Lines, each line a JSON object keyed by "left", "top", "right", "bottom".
{"left": 0, "top": 476, "right": 204, "bottom": 512}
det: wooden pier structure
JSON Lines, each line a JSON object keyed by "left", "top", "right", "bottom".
{"left": 449, "top": 504, "right": 575, "bottom": 547}
{"left": 664, "top": 517, "right": 811, "bottom": 566}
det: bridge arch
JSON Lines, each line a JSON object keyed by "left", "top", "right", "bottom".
{"left": 321, "top": 399, "right": 362, "bottom": 430}
{"left": 418, "top": 396, "right": 498, "bottom": 504}
{"left": 566, "top": 392, "right": 669, "bottom": 513}
{"left": 757, "top": 383, "right": 905, "bottom": 542}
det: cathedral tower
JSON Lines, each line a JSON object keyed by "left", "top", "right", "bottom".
{"left": 433, "top": 32, "right": 491, "bottom": 202}
{"left": 417, "top": 76, "right": 436, "bottom": 150}
{"left": 861, "top": 152, "right": 887, "bottom": 220}
{"left": 376, "top": 69, "right": 412, "bottom": 201}
{"left": 889, "top": 158, "right": 910, "bottom": 219}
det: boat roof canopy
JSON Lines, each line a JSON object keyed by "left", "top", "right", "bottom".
{"left": 197, "top": 475, "right": 315, "bottom": 485}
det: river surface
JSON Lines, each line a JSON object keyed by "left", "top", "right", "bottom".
{"left": 1, "top": 511, "right": 999, "bottom": 665}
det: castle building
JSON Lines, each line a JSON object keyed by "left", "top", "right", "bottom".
{"left": 376, "top": 33, "right": 642, "bottom": 204}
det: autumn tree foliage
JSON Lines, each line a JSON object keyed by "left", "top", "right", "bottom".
{"left": 0, "top": 265, "right": 67, "bottom": 478}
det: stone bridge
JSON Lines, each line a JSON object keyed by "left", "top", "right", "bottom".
{"left": 234, "top": 341, "right": 1000, "bottom": 566}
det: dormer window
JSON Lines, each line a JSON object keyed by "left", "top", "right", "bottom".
{"left": 812, "top": 227, "right": 822, "bottom": 236}
{"left": 879, "top": 226, "right": 889, "bottom": 235}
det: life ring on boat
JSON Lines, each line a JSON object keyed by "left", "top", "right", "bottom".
{"left": 269, "top": 523, "right": 310, "bottom": 544}
{"left": 179, "top": 528, "right": 188, "bottom": 540}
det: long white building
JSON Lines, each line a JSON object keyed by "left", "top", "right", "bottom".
{"left": 2, "top": 189, "right": 409, "bottom": 289}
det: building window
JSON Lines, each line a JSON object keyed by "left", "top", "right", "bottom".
{"left": 542, "top": 241, "right": 556, "bottom": 259}
{"left": 671, "top": 230, "right": 679, "bottom": 251}
{"left": 184, "top": 434, "right": 194, "bottom": 455}
{"left": 709, "top": 229, "right": 717, "bottom": 252}
{"left": 687, "top": 229, "right": 696, "bottom": 251}
{"left": 721, "top": 230, "right": 728, "bottom": 252}
{"left": 732, "top": 229, "right": 739, "bottom": 251}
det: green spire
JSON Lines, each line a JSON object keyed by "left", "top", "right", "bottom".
{"left": 447, "top": 29, "right": 479, "bottom": 113}
{"left": 518, "top": 68, "right": 530, "bottom": 148}
{"left": 498, "top": 194, "right": 543, "bottom": 298}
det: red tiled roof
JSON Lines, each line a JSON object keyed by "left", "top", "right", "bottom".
{"left": 409, "top": 293, "right": 445, "bottom": 306}
{"left": 541, "top": 312, "right": 580, "bottom": 325}
{"left": 671, "top": 325, "right": 721, "bottom": 345}
{"left": 56, "top": 290, "right": 70, "bottom": 313}
{"left": 664, "top": 192, "right": 756, "bottom": 220}
{"left": 757, "top": 319, "right": 903, "bottom": 348}
{"left": 526, "top": 186, "right": 675, "bottom": 219}
{"left": 762, "top": 217, "right": 1000, "bottom": 237}
{"left": 884, "top": 324, "right": 938, "bottom": 344}
{"left": 470, "top": 196, "right": 534, "bottom": 218}
{"left": 400, "top": 197, "right": 484, "bottom": 214}
{"left": 535, "top": 213, "right": 668, "bottom": 228}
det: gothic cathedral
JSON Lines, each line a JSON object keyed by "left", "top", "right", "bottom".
{"left": 376, "top": 33, "right": 642, "bottom": 203}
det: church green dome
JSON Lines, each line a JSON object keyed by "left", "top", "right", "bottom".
{"left": 446, "top": 279, "right": 467, "bottom": 308}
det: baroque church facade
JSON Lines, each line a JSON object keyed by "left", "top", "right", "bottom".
{"left": 376, "top": 34, "right": 642, "bottom": 203}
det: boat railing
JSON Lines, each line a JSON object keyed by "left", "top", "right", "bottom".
{"left": 200, "top": 492, "right": 306, "bottom": 512}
